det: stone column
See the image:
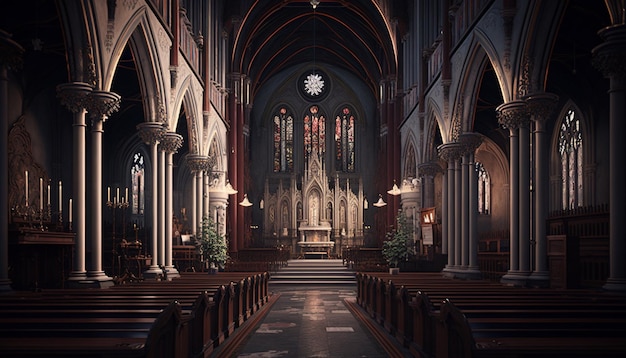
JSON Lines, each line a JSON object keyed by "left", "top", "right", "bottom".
{"left": 85, "top": 90, "right": 120, "bottom": 286}
{"left": 161, "top": 132, "right": 183, "bottom": 277}
{"left": 518, "top": 119, "right": 531, "bottom": 276}
{"left": 497, "top": 100, "right": 528, "bottom": 286}
{"left": 137, "top": 122, "right": 165, "bottom": 277}
{"left": 438, "top": 143, "right": 461, "bottom": 274}
{"left": 0, "top": 31, "right": 24, "bottom": 292}
{"left": 56, "top": 82, "right": 91, "bottom": 284}
{"left": 209, "top": 190, "right": 229, "bottom": 239}
{"left": 158, "top": 145, "right": 166, "bottom": 267}
{"left": 187, "top": 155, "right": 207, "bottom": 238}
{"left": 418, "top": 162, "right": 441, "bottom": 208}
{"left": 526, "top": 93, "right": 558, "bottom": 287}
{"left": 441, "top": 170, "right": 448, "bottom": 255}
{"left": 593, "top": 24, "right": 626, "bottom": 292}
{"left": 459, "top": 132, "right": 482, "bottom": 278}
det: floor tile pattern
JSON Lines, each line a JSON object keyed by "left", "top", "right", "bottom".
{"left": 233, "top": 285, "right": 388, "bottom": 358}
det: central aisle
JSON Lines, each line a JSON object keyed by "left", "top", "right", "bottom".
{"left": 229, "top": 285, "right": 396, "bottom": 357}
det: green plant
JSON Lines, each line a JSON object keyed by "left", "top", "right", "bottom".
{"left": 197, "top": 217, "right": 229, "bottom": 269}
{"left": 382, "top": 210, "right": 412, "bottom": 268}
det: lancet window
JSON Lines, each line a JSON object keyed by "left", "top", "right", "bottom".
{"left": 273, "top": 107, "right": 294, "bottom": 172}
{"left": 131, "top": 152, "right": 145, "bottom": 215}
{"left": 304, "top": 105, "right": 326, "bottom": 160}
{"left": 558, "top": 108, "right": 583, "bottom": 209}
{"left": 475, "top": 161, "right": 490, "bottom": 214}
{"left": 335, "top": 106, "right": 355, "bottom": 172}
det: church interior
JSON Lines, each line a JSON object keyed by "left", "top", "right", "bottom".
{"left": 1, "top": 0, "right": 626, "bottom": 357}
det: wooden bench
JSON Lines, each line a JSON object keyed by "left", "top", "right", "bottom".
{"left": 356, "top": 272, "right": 626, "bottom": 357}
{"left": 0, "top": 271, "right": 270, "bottom": 358}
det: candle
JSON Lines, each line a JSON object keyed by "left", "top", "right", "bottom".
{"left": 47, "top": 183, "right": 50, "bottom": 205}
{"left": 125, "top": 187, "right": 129, "bottom": 204}
{"left": 25, "top": 170, "right": 29, "bottom": 205}
{"left": 39, "top": 178, "right": 43, "bottom": 211}
{"left": 58, "top": 181, "right": 62, "bottom": 212}
{"left": 68, "top": 198, "right": 72, "bottom": 223}
{"left": 107, "top": 187, "right": 111, "bottom": 202}
{"left": 116, "top": 187, "right": 120, "bottom": 204}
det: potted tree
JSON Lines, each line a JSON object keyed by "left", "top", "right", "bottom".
{"left": 382, "top": 210, "right": 412, "bottom": 274}
{"left": 197, "top": 217, "right": 229, "bottom": 273}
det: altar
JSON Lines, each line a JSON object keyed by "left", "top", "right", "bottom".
{"left": 298, "top": 222, "right": 334, "bottom": 258}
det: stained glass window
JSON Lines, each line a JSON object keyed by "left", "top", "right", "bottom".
{"left": 335, "top": 107, "right": 355, "bottom": 172}
{"left": 405, "top": 143, "right": 416, "bottom": 180}
{"left": 304, "top": 105, "right": 326, "bottom": 159}
{"left": 131, "top": 152, "right": 145, "bottom": 215}
{"left": 475, "top": 162, "right": 490, "bottom": 214}
{"left": 273, "top": 107, "right": 294, "bottom": 172}
{"left": 558, "top": 108, "right": 583, "bottom": 209}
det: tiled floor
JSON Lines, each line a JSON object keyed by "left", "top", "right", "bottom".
{"left": 230, "top": 284, "right": 392, "bottom": 357}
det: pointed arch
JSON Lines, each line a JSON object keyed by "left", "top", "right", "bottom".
{"left": 403, "top": 131, "right": 418, "bottom": 181}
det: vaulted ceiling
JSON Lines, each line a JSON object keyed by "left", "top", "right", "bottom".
{"left": 226, "top": 0, "right": 405, "bottom": 99}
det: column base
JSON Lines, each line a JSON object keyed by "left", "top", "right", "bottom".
{"left": 66, "top": 271, "right": 88, "bottom": 281}
{"left": 0, "top": 279, "right": 13, "bottom": 294}
{"left": 86, "top": 271, "right": 114, "bottom": 288}
{"left": 165, "top": 265, "right": 180, "bottom": 279}
{"left": 603, "top": 277, "right": 626, "bottom": 292}
{"left": 143, "top": 265, "right": 164, "bottom": 279}
{"left": 528, "top": 271, "right": 550, "bottom": 288}
{"left": 501, "top": 270, "right": 531, "bottom": 287}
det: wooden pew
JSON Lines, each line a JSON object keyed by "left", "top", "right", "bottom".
{"left": 356, "top": 272, "right": 626, "bottom": 357}
{"left": 0, "top": 271, "right": 270, "bottom": 358}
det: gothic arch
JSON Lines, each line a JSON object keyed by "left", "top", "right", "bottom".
{"left": 403, "top": 131, "right": 418, "bottom": 181}
{"left": 105, "top": 8, "right": 167, "bottom": 125}
{"left": 172, "top": 78, "right": 202, "bottom": 155}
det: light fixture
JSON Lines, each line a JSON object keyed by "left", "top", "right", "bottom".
{"left": 223, "top": 180, "right": 238, "bottom": 195}
{"left": 363, "top": 197, "right": 368, "bottom": 210}
{"left": 387, "top": 181, "right": 401, "bottom": 196}
{"left": 373, "top": 194, "right": 387, "bottom": 208}
{"left": 310, "top": 0, "right": 320, "bottom": 9}
{"left": 239, "top": 194, "right": 253, "bottom": 207}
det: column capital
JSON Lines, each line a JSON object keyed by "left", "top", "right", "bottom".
{"left": 85, "top": 90, "right": 121, "bottom": 120}
{"left": 186, "top": 154, "right": 208, "bottom": 173}
{"left": 161, "top": 132, "right": 183, "bottom": 154}
{"left": 524, "top": 92, "right": 559, "bottom": 123}
{"left": 56, "top": 82, "right": 93, "bottom": 113}
{"left": 437, "top": 142, "right": 463, "bottom": 162}
{"left": 136, "top": 121, "right": 165, "bottom": 145}
{"left": 458, "top": 132, "right": 483, "bottom": 156}
{"left": 592, "top": 24, "right": 626, "bottom": 79}
{"left": 0, "top": 29, "right": 24, "bottom": 70}
{"left": 496, "top": 100, "right": 528, "bottom": 129}
{"left": 418, "top": 161, "right": 443, "bottom": 177}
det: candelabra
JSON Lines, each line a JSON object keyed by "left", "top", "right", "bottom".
{"left": 107, "top": 197, "right": 129, "bottom": 276}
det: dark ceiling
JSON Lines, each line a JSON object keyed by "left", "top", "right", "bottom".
{"left": 226, "top": 0, "right": 406, "bottom": 99}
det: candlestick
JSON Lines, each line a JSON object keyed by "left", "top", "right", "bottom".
{"left": 69, "top": 198, "right": 73, "bottom": 223}
{"left": 116, "top": 187, "right": 120, "bottom": 204}
{"left": 107, "top": 186, "right": 111, "bottom": 202}
{"left": 125, "top": 187, "right": 129, "bottom": 204}
{"left": 58, "top": 181, "right": 62, "bottom": 213}
{"left": 47, "top": 183, "right": 51, "bottom": 205}
{"left": 25, "top": 170, "right": 29, "bottom": 205}
{"left": 39, "top": 178, "right": 43, "bottom": 211}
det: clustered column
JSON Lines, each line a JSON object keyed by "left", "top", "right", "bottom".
{"left": 56, "top": 82, "right": 92, "bottom": 283}
{"left": 592, "top": 23, "right": 626, "bottom": 291}
{"left": 186, "top": 154, "right": 208, "bottom": 239}
{"left": 137, "top": 122, "right": 165, "bottom": 277}
{"left": 497, "top": 100, "right": 526, "bottom": 285}
{"left": 85, "top": 90, "right": 121, "bottom": 285}
{"left": 438, "top": 143, "right": 461, "bottom": 273}
{"left": 526, "top": 93, "right": 559, "bottom": 286}
{"left": 161, "top": 132, "right": 183, "bottom": 277}
{"left": 438, "top": 134, "right": 482, "bottom": 279}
